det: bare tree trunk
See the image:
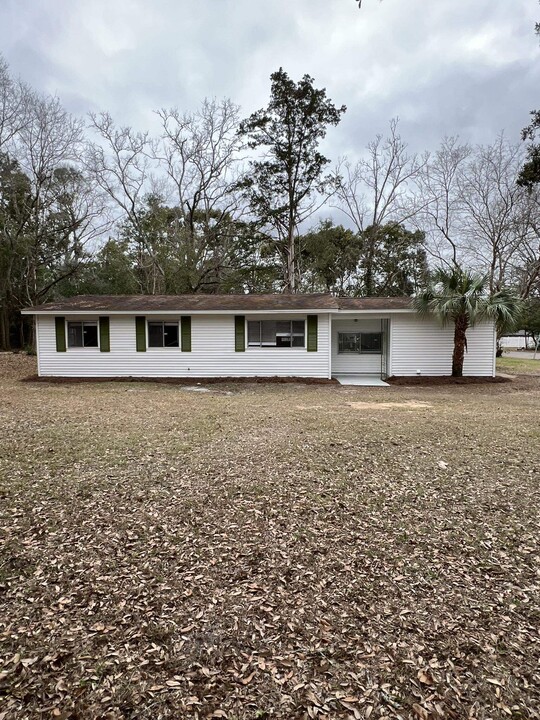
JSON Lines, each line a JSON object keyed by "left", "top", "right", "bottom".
{"left": 27, "top": 316, "right": 35, "bottom": 353}
{"left": 19, "top": 316, "right": 26, "bottom": 349}
{"left": 0, "top": 304, "right": 10, "bottom": 350}
{"left": 363, "top": 226, "right": 377, "bottom": 295}
{"left": 286, "top": 226, "right": 296, "bottom": 293}
{"left": 452, "top": 315, "right": 468, "bottom": 377}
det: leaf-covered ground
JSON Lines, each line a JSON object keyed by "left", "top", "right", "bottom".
{"left": 1, "top": 354, "right": 539, "bottom": 720}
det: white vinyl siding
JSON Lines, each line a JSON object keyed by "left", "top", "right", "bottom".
{"left": 36, "top": 313, "right": 330, "bottom": 378}
{"left": 34, "top": 311, "right": 496, "bottom": 379}
{"left": 332, "top": 319, "right": 384, "bottom": 375}
{"left": 390, "top": 314, "right": 496, "bottom": 377}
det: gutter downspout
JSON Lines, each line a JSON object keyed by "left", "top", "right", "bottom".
{"left": 328, "top": 313, "right": 332, "bottom": 379}
{"left": 493, "top": 325, "right": 497, "bottom": 377}
{"left": 35, "top": 316, "right": 41, "bottom": 377}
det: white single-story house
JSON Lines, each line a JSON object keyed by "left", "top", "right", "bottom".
{"left": 21, "top": 294, "right": 497, "bottom": 380}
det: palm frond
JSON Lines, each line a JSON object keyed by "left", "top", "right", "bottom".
{"left": 414, "top": 266, "right": 520, "bottom": 330}
{"left": 481, "top": 291, "right": 523, "bottom": 334}
{"left": 412, "top": 290, "right": 434, "bottom": 319}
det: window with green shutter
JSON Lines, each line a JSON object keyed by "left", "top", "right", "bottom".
{"left": 55, "top": 317, "right": 66, "bottom": 352}
{"left": 181, "top": 316, "right": 191, "bottom": 352}
{"left": 99, "top": 316, "right": 110, "bottom": 352}
{"left": 235, "top": 315, "right": 245, "bottom": 352}
{"left": 307, "top": 315, "right": 318, "bottom": 352}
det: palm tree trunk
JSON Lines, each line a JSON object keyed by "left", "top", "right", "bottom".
{"left": 452, "top": 315, "right": 469, "bottom": 377}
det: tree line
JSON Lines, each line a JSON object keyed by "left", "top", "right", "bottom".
{"left": 1, "top": 57, "right": 539, "bottom": 350}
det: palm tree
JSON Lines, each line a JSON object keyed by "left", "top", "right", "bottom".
{"left": 414, "top": 267, "right": 522, "bottom": 377}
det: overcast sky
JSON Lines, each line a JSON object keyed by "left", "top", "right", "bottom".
{"left": 1, "top": 0, "right": 539, "bottom": 160}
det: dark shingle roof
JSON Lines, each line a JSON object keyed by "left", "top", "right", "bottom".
{"left": 22, "top": 294, "right": 413, "bottom": 313}
{"left": 337, "top": 296, "right": 413, "bottom": 310}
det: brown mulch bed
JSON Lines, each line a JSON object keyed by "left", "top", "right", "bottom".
{"left": 21, "top": 374, "right": 338, "bottom": 385}
{"left": 22, "top": 375, "right": 512, "bottom": 388}
{"left": 387, "top": 375, "right": 510, "bottom": 386}
{"left": 1, "top": 353, "right": 540, "bottom": 719}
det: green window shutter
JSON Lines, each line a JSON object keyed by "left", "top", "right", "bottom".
{"left": 99, "top": 316, "right": 110, "bottom": 352}
{"left": 235, "top": 315, "right": 245, "bottom": 352}
{"left": 307, "top": 315, "right": 318, "bottom": 352}
{"left": 55, "top": 317, "right": 66, "bottom": 352}
{"left": 181, "top": 316, "right": 191, "bottom": 352}
{"left": 135, "top": 316, "right": 146, "bottom": 352}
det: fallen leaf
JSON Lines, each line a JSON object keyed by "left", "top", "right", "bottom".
{"left": 418, "top": 670, "right": 434, "bottom": 685}
{"left": 412, "top": 703, "right": 429, "bottom": 719}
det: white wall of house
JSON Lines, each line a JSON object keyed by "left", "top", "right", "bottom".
{"left": 36, "top": 313, "right": 331, "bottom": 378}
{"left": 34, "top": 310, "right": 496, "bottom": 379}
{"left": 389, "top": 314, "right": 496, "bottom": 377}
{"left": 331, "top": 318, "right": 384, "bottom": 375}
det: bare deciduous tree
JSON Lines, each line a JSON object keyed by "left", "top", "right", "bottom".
{"left": 416, "top": 135, "right": 540, "bottom": 299}
{"left": 14, "top": 95, "right": 87, "bottom": 308}
{"left": 0, "top": 88, "right": 107, "bottom": 347}
{"left": 86, "top": 112, "right": 162, "bottom": 292}
{"left": 0, "top": 57, "right": 33, "bottom": 152}
{"left": 336, "top": 119, "right": 423, "bottom": 231}
{"left": 156, "top": 98, "right": 242, "bottom": 229}
{"left": 458, "top": 137, "right": 537, "bottom": 294}
{"left": 414, "top": 136, "right": 471, "bottom": 267}
{"left": 153, "top": 98, "right": 244, "bottom": 291}
{"left": 335, "top": 119, "right": 426, "bottom": 294}
{"left": 511, "top": 199, "right": 540, "bottom": 299}
{"left": 87, "top": 112, "right": 154, "bottom": 224}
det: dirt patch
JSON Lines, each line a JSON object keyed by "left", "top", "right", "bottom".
{"left": 347, "top": 399, "right": 433, "bottom": 410}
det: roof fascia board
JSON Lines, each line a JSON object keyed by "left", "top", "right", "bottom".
{"left": 333, "top": 309, "right": 413, "bottom": 315}
{"left": 21, "top": 308, "right": 333, "bottom": 316}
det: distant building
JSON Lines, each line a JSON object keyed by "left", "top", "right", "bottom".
{"left": 500, "top": 333, "right": 531, "bottom": 350}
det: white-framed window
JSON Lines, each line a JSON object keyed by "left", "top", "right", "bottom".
{"left": 338, "top": 331, "right": 382, "bottom": 354}
{"left": 247, "top": 320, "right": 305, "bottom": 348}
{"left": 148, "top": 321, "right": 179, "bottom": 348}
{"left": 67, "top": 321, "right": 98, "bottom": 348}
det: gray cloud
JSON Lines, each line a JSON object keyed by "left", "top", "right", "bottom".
{"left": 1, "top": 0, "right": 538, "bottom": 158}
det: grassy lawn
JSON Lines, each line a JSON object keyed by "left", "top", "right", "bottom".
{"left": 497, "top": 355, "right": 540, "bottom": 376}
{"left": 1, "top": 354, "right": 539, "bottom": 719}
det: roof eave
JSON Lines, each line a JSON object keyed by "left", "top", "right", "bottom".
{"left": 333, "top": 308, "right": 413, "bottom": 314}
{"left": 22, "top": 307, "right": 415, "bottom": 315}
{"left": 21, "top": 308, "right": 334, "bottom": 316}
